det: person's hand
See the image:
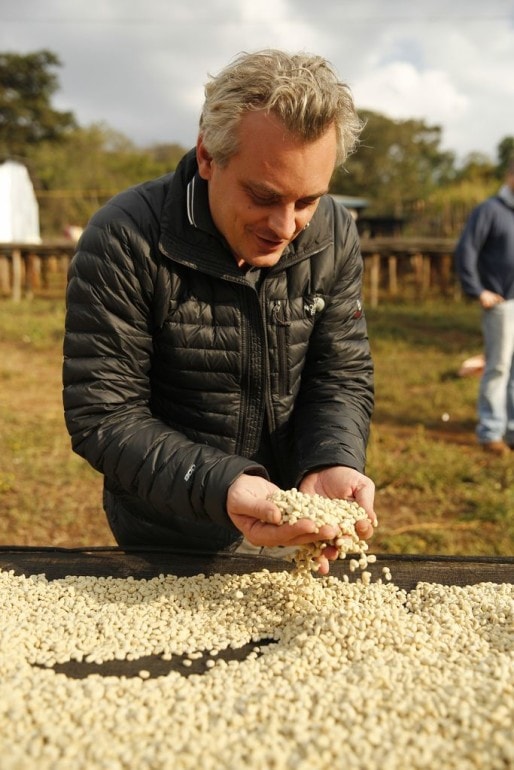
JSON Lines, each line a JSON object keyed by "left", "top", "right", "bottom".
{"left": 479, "top": 290, "right": 504, "bottom": 309}
{"left": 298, "top": 465, "right": 377, "bottom": 574}
{"left": 226, "top": 474, "right": 340, "bottom": 555}
{"left": 299, "top": 465, "right": 377, "bottom": 539}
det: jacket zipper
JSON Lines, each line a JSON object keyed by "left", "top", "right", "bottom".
{"left": 237, "top": 288, "right": 266, "bottom": 458}
{"left": 271, "top": 300, "right": 291, "bottom": 398}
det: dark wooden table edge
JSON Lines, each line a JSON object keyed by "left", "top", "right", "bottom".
{"left": 1, "top": 546, "right": 513, "bottom": 590}
{"left": 2, "top": 548, "right": 513, "bottom": 679}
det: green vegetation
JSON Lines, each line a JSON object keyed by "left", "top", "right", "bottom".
{"left": 366, "top": 302, "right": 514, "bottom": 555}
{"left": 1, "top": 50, "right": 513, "bottom": 553}
{"left": 0, "top": 297, "right": 512, "bottom": 555}
{"left": 0, "top": 50, "right": 188, "bottom": 236}
{"left": 0, "top": 298, "right": 113, "bottom": 546}
{"left": 1, "top": 49, "right": 514, "bottom": 237}
{"left": 0, "top": 50, "right": 75, "bottom": 158}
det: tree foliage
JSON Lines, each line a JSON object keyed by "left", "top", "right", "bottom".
{"left": 331, "top": 110, "right": 514, "bottom": 235}
{"left": 2, "top": 49, "right": 514, "bottom": 237}
{"left": 331, "top": 110, "right": 455, "bottom": 216}
{"left": 497, "top": 136, "right": 514, "bottom": 176}
{"left": 28, "top": 124, "right": 185, "bottom": 234}
{"left": 0, "top": 50, "right": 76, "bottom": 161}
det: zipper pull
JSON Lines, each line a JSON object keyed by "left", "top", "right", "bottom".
{"left": 272, "top": 300, "right": 291, "bottom": 326}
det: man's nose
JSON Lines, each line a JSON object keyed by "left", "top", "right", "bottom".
{"left": 267, "top": 205, "right": 298, "bottom": 240}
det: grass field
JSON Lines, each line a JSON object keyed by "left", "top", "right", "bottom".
{"left": 1, "top": 296, "right": 513, "bottom": 555}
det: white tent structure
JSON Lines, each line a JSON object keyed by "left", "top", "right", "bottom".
{"left": 0, "top": 160, "right": 41, "bottom": 243}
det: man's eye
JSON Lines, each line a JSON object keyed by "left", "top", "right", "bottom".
{"left": 251, "top": 193, "right": 274, "bottom": 205}
{"left": 296, "top": 199, "right": 317, "bottom": 210}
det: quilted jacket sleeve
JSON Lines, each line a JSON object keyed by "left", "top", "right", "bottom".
{"left": 454, "top": 202, "right": 491, "bottom": 298}
{"left": 63, "top": 192, "right": 266, "bottom": 528}
{"left": 292, "top": 202, "right": 374, "bottom": 480}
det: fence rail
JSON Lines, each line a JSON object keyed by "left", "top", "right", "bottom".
{"left": 0, "top": 237, "right": 459, "bottom": 305}
{"left": 360, "top": 237, "right": 458, "bottom": 306}
{"left": 0, "top": 241, "right": 75, "bottom": 301}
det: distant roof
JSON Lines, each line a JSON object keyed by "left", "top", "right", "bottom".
{"left": 330, "top": 194, "right": 369, "bottom": 210}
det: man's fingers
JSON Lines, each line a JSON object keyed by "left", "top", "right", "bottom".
{"left": 276, "top": 521, "right": 339, "bottom": 544}
{"left": 315, "top": 555, "right": 330, "bottom": 575}
{"left": 236, "top": 516, "right": 340, "bottom": 548}
{"left": 321, "top": 544, "right": 339, "bottom": 561}
{"left": 260, "top": 502, "right": 282, "bottom": 525}
{"left": 355, "top": 517, "right": 375, "bottom": 540}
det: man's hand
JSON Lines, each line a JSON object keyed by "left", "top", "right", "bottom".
{"left": 226, "top": 474, "right": 340, "bottom": 552}
{"left": 479, "top": 290, "right": 504, "bottom": 309}
{"left": 297, "top": 465, "right": 377, "bottom": 574}
{"left": 299, "top": 465, "right": 377, "bottom": 540}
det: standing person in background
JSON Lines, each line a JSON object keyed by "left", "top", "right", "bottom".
{"left": 63, "top": 50, "right": 376, "bottom": 573}
{"left": 455, "top": 160, "right": 514, "bottom": 455}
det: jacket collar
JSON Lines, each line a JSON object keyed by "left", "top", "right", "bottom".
{"left": 186, "top": 169, "right": 221, "bottom": 238}
{"left": 160, "top": 148, "right": 334, "bottom": 273}
{"left": 498, "top": 184, "right": 514, "bottom": 209}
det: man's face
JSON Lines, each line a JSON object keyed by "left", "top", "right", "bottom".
{"left": 196, "top": 110, "right": 338, "bottom": 269}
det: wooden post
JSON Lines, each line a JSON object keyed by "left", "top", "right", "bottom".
{"left": 11, "top": 248, "right": 22, "bottom": 302}
{"left": 369, "top": 253, "right": 380, "bottom": 308}
{"left": 24, "top": 253, "right": 40, "bottom": 299}
{"left": 439, "top": 253, "right": 452, "bottom": 295}
{"left": 0, "top": 256, "right": 9, "bottom": 295}
{"left": 411, "top": 252, "right": 422, "bottom": 295}
{"left": 422, "top": 254, "right": 431, "bottom": 296}
{"left": 388, "top": 255, "right": 398, "bottom": 297}
{"left": 59, "top": 254, "right": 71, "bottom": 283}
{"left": 411, "top": 252, "right": 430, "bottom": 298}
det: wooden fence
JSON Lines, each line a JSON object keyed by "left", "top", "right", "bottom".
{"left": 360, "top": 237, "right": 458, "bottom": 306}
{"left": 0, "top": 237, "right": 458, "bottom": 306}
{"left": 0, "top": 241, "right": 75, "bottom": 301}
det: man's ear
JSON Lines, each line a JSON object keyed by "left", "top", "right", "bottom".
{"left": 196, "top": 136, "right": 213, "bottom": 180}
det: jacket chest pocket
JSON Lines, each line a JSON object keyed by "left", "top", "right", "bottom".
{"left": 271, "top": 300, "right": 291, "bottom": 398}
{"left": 269, "top": 293, "right": 326, "bottom": 398}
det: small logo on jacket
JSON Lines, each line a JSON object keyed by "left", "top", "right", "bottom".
{"left": 304, "top": 295, "right": 326, "bottom": 316}
{"left": 184, "top": 464, "right": 196, "bottom": 481}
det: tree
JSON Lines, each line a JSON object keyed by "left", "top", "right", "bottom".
{"left": 497, "top": 136, "right": 514, "bottom": 176}
{"left": 331, "top": 110, "right": 455, "bottom": 217}
{"left": 454, "top": 152, "right": 496, "bottom": 184}
{"left": 0, "top": 49, "right": 76, "bottom": 161}
{"left": 29, "top": 123, "right": 186, "bottom": 235}
{"left": 146, "top": 142, "right": 188, "bottom": 169}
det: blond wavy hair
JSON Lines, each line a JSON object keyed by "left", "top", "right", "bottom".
{"left": 199, "top": 49, "right": 363, "bottom": 167}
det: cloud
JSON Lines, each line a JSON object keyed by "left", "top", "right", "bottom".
{"left": 353, "top": 62, "right": 468, "bottom": 123}
{"left": 1, "top": 0, "right": 513, "bottom": 160}
{"left": 351, "top": 61, "right": 472, "bottom": 157}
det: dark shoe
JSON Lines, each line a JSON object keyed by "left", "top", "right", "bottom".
{"left": 481, "top": 440, "right": 510, "bottom": 456}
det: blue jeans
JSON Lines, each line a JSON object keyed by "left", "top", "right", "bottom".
{"left": 477, "top": 299, "right": 514, "bottom": 444}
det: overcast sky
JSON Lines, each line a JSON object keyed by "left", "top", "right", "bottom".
{"left": 2, "top": 0, "right": 513, "bottom": 163}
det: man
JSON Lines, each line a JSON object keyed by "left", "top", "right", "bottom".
{"left": 455, "top": 160, "right": 514, "bottom": 455}
{"left": 63, "top": 50, "right": 376, "bottom": 573}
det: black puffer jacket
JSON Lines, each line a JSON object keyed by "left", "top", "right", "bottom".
{"left": 63, "top": 150, "right": 374, "bottom": 543}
